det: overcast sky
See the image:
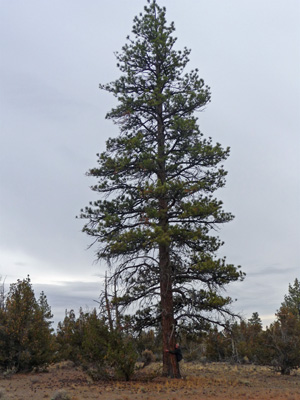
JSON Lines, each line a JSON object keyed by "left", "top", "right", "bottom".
{"left": 0, "top": 0, "right": 299, "bottom": 328}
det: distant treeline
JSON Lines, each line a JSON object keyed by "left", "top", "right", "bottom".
{"left": 0, "top": 276, "right": 299, "bottom": 379}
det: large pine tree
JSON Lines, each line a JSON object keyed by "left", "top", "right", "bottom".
{"left": 80, "top": 0, "right": 244, "bottom": 377}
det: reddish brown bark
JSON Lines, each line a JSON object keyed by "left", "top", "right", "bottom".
{"left": 159, "top": 243, "right": 181, "bottom": 378}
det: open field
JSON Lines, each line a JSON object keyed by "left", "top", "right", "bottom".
{"left": 0, "top": 361, "right": 299, "bottom": 400}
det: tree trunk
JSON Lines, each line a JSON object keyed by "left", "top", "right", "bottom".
{"left": 159, "top": 243, "right": 181, "bottom": 378}
{"left": 156, "top": 63, "right": 180, "bottom": 378}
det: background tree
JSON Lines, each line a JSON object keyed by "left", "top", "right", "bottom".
{"left": 227, "top": 313, "right": 264, "bottom": 363}
{"left": 281, "top": 278, "right": 300, "bottom": 317}
{"left": 0, "top": 276, "right": 5, "bottom": 310}
{"left": 259, "top": 279, "right": 300, "bottom": 374}
{"left": 56, "top": 309, "right": 83, "bottom": 362}
{"left": 0, "top": 276, "right": 55, "bottom": 371}
{"left": 204, "top": 326, "right": 231, "bottom": 361}
{"left": 263, "top": 305, "right": 300, "bottom": 375}
{"left": 243, "top": 312, "right": 264, "bottom": 362}
{"left": 80, "top": 0, "right": 244, "bottom": 378}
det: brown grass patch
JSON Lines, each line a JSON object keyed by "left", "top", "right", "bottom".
{"left": 0, "top": 362, "right": 299, "bottom": 399}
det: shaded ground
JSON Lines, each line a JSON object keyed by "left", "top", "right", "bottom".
{"left": 0, "top": 361, "right": 299, "bottom": 399}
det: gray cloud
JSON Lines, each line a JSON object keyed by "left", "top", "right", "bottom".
{"left": 33, "top": 281, "right": 102, "bottom": 328}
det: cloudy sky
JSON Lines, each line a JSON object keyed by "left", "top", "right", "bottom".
{"left": 0, "top": 0, "right": 299, "bottom": 328}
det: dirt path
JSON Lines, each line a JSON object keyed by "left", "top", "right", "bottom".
{"left": 0, "top": 362, "right": 299, "bottom": 399}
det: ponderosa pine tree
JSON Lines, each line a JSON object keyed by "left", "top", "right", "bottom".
{"left": 80, "top": 0, "right": 244, "bottom": 378}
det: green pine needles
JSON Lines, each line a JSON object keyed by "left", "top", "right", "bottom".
{"left": 80, "top": 0, "right": 244, "bottom": 377}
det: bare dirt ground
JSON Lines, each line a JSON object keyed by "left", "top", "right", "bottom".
{"left": 0, "top": 361, "right": 300, "bottom": 400}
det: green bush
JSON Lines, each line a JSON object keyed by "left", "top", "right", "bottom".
{"left": 56, "top": 308, "right": 138, "bottom": 380}
{"left": 106, "top": 333, "right": 138, "bottom": 380}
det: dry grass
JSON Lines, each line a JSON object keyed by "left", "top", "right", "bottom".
{"left": 0, "top": 362, "right": 299, "bottom": 399}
